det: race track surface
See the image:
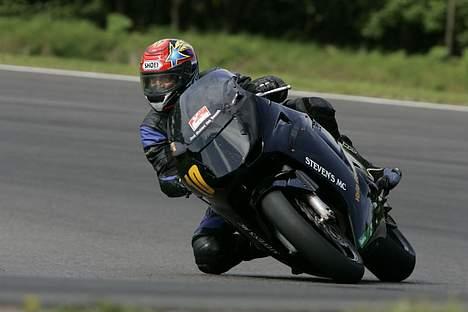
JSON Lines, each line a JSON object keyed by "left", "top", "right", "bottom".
{"left": 1, "top": 69, "right": 467, "bottom": 310}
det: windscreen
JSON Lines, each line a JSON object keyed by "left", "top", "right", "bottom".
{"left": 173, "top": 69, "right": 258, "bottom": 153}
{"left": 197, "top": 116, "right": 251, "bottom": 177}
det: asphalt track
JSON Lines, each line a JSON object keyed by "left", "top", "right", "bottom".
{"left": 1, "top": 67, "right": 468, "bottom": 311}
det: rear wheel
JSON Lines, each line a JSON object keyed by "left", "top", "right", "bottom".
{"left": 362, "top": 215, "right": 416, "bottom": 282}
{"left": 261, "top": 191, "right": 364, "bottom": 283}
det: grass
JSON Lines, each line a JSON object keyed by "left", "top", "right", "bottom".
{"left": 1, "top": 15, "right": 468, "bottom": 105}
{"left": 354, "top": 300, "right": 466, "bottom": 312}
{"left": 2, "top": 51, "right": 466, "bottom": 105}
{"left": 9, "top": 296, "right": 466, "bottom": 312}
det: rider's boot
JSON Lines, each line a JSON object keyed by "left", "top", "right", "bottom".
{"left": 338, "top": 135, "right": 402, "bottom": 192}
{"left": 191, "top": 208, "right": 267, "bottom": 274}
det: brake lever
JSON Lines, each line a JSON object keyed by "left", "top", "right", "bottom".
{"left": 255, "top": 85, "right": 291, "bottom": 97}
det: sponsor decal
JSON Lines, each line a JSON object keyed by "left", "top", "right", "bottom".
{"left": 189, "top": 109, "right": 221, "bottom": 141}
{"left": 184, "top": 165, "right": 215, "bottom": 197}
{"left": 341, "top": 141, "right": 357, "bottom": 154}
{"left": 311, "top": 119, "right": 322, "bottom": 131}
{"left": 142, "top": 60, "right": 162, "bottom": 71}
{"left": 237, "top": 223, "right": 279, "bottom": 255}
{"left": 189, "top": 106, "right": 211, "bottom": 131}
{"left": 336, "top": 179, "right": 347, "bottom": 191}
{"left": 305, "top": 156, "right": 347, "bottom": 191}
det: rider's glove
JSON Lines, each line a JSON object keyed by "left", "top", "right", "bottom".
{"left": 159, "top": 175, "right": 191, "bottom": 198}
{"left": 248, "top": 76, "right": 288, "bottom": 103}
{"left": 373, "top": 168, "right": 402, "bottom": 195}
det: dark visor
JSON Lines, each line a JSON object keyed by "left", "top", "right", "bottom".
{"left": 141, "top": 73, "right": 182, "bottom": 95}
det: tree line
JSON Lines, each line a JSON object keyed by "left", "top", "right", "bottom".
{"left": 2, "top": 0, "right": 467, "bottom": 56}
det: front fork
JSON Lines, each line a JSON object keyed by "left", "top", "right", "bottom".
{"left": 362, "top": 190, "right": 393, "bottom": 249}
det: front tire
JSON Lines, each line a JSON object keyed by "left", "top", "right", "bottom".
{"left": 362, "top": 218, "right": 416, "bottom": 282}
{"left": 261, "top": 191, "right": 364, "bottom": 283}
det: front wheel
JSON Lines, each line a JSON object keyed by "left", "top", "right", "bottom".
{"left": 261, "top": 191, "right": 364, "bottom": 283}
{"left": 362, "top": 216, "right": 416, "bottom": 282}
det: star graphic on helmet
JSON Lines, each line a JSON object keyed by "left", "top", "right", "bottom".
{"left": 166, "top": 41, "right": 191, "bottom": 67}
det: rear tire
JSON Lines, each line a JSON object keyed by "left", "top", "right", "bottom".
{"left": 261, "top": 191, "right": 364, "bottom": 283}
{"left": 362, "top": 221, "right": 416, "bottom": 282}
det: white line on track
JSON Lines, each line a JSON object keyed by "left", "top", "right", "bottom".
{"left": 1, "top": 63, "right": 467, "bottom": 112}
{"left": 0, "top": 64, "right": 139, "bottom": 82}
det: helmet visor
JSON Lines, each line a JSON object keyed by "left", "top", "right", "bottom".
{"left": 141, "top": 73, "right": 183, "bottom": 96}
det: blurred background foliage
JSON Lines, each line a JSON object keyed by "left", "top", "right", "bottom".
{"left": 0, "top": 0, "right": 467, "bottom": 103}
{"left": 1, "top": 0, "right": 468, "bottom": 55}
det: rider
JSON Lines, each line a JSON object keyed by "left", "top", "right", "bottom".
{"left": 139, "top": 39, "right": 402, "bottom": 274}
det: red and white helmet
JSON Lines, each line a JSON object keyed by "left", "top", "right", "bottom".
{"left": 139, "top": 39, "right": 199, "bottom": 111}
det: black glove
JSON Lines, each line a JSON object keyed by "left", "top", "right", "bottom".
{"left": 159, "top": 175, "right": 191, "bottom": 198}
{"left": 376, "top": 168, "right": 402, "bottom": 192}
{"left": 370, "top": 167, "right": 402, "bottom": 196}
{"left": 247, "top": 75, "right": 288, "bottom": 103}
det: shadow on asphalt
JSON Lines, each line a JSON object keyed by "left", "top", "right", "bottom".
{"left": 223, "top": 273, "right": 438, "bottom": 288}
{"left": 224, "top": 273, "right": 379, "bottom": 285}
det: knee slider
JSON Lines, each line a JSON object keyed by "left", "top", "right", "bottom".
{"left": 192, "top": 234, "right": 240, "bottom": 274}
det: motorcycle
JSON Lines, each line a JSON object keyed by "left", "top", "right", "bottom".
{"left": 169, "top": 69, "right": 415, "bottom": 283}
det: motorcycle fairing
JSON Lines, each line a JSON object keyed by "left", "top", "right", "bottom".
{"left": 174, "top": 69, "right": 375, "bottom": 248}
{"left": 254, "top": 97, "right": 374, "bottom": 246}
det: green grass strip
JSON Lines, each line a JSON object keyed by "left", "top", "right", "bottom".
{"left": 18, "top": 295, "right": 468, "bottom": 312}
{"left": 1, "top": 15, "right": 467, "bottom": 105}
{"left": 2, "top": 52, "right": 466, "bottom": 105}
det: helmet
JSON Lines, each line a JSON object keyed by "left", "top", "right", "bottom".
{"left": 140, "top": 39, "right": 199, "bottom": 111}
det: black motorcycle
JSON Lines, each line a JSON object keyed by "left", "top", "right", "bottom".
{"left": 169, "top": 69, "right": 415, "bottom": 283}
